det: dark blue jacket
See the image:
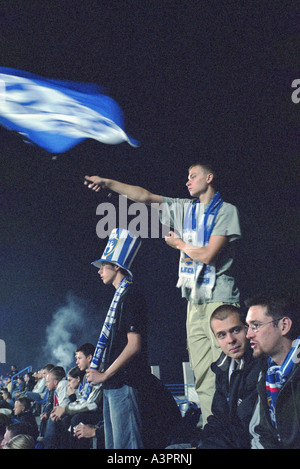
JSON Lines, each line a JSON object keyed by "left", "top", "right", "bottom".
{"left": 198, "top": 348, "right": 264, "bottom": 449}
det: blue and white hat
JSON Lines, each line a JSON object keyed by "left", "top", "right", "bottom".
{"left": 92, "top": 228, "right": 142, "bottom": 279}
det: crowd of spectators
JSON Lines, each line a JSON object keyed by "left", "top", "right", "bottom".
{"left": 0, "top": 344, "right": 182, "bottom": 450}
{"left": 1, "top": 294, "right": 299, "bottom": 450}
{"left": 0, "top": 349, "right": 105, "bottom": 449}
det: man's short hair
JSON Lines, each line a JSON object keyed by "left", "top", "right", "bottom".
{"left": 43, "top": 363, "right": 55, "bottom": 373}
{"left": 75, "top": 343, "right": 95, "bottom": 358}
{"left": 48, "top": 366, "right": 65, "bottom": 382}
{"left": 210, "top": 304, "right": 242, "bottom": 323}
{"left": 15, "top": 397, "right": 31, "bottom": 411}
{"left": 188, "top": 161, "right": 218, "bottom": 187}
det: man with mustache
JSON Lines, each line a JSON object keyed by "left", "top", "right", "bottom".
{"left": 246, "top": 294, "right": 300, "bottom": 449}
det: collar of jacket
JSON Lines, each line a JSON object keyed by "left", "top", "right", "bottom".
{"left": 213, "top": 347, "right": 255, "bottom": 373}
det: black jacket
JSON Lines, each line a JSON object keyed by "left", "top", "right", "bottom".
{"left": 15, "top": 409, "right": 39, "bottom": 441}
{"left": 250, "top": 360, "right": 300, "bottom": 449}
{"left": 198, "top": 348, "right": 264, "bottom": 449}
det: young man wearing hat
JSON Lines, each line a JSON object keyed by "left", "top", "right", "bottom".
{"left": 84, "top": 163, "right": 241, "bottom": 425}
{"left": 86, "top": 228, "right": 180, "bottom": 449}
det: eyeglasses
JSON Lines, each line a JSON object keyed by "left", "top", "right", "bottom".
{"left": 246, "top": 318, "right": 283, "bottom": 333}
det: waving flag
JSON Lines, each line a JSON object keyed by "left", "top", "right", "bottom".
{"left": 0, "top": 67, "right": 139, "bottom": 153}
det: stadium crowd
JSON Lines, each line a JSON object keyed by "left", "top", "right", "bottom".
{"left": 0, "top": 293, "right": 299, "bottom": 450}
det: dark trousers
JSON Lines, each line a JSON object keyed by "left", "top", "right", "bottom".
{"left": 59, "top": 410, "right": 102, "bottom": 449}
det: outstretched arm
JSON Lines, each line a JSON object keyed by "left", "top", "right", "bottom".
{"left": 84, "top": 175, "right": 162, "bottom": 205}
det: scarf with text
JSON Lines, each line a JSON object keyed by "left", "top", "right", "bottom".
{"left": 82, "top": 276, "right": 132, "bottom": 400}
{"left": 177, "top": 192, "right": 223, "bottom": 302}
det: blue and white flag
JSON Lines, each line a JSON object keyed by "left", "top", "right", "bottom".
{"left": 0, "top": 67, "right": 139, "bottom": 153}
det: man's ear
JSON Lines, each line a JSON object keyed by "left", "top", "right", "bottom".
{"left": 207, "top": 172, "right": 214, "bottom": 184}
{"left": 281, "top": 316, "right": 293, "bottom": 336}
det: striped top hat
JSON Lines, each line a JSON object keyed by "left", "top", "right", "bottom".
{"left": 92, "top": 228, "right": 142, "bottom": 279}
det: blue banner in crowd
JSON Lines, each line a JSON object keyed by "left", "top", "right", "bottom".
{"left": 0, "top": 67, "right": 139, "bottom": 153}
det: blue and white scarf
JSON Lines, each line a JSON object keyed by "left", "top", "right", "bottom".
{"left": 177, "top": 192, "right": 223, "bottom": 302}
{"left": 82, "top": 276, "right": 132, "bottom": 400}
{"left": 266, "top": 336, "right": 300, "bottom": 427}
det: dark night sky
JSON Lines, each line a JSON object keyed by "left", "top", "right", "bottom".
{"left": 0, "top": 1, "right": 299, "bottom": 383}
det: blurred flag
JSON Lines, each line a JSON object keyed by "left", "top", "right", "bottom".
{"left": 0, "top": 67, "right": 139, "bottom": 153}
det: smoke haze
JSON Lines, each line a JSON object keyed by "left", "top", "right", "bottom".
{"left": 42, "top": 292, "right": 102, "bottom": 372}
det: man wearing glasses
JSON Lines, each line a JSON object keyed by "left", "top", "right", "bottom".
{"left": 167, "top": 304, "right": 262, "bottom": 449}
{"left": 245, "top": 294, "right": 300, "bottom": 449}
{"left": 195, "top": 304, "right": 263, "bottom": 449}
